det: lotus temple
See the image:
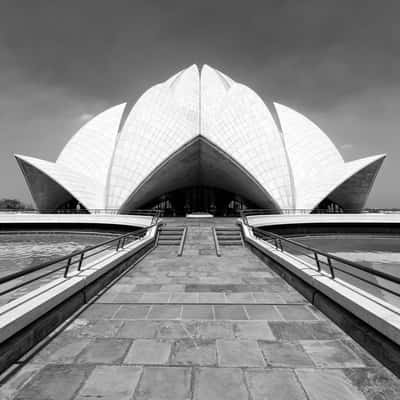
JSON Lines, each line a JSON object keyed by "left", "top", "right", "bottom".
{"left": 15, "top": 65, "right": 385, "bottom": 215}
{"left": 3, "top": 65, "right": 400, "bottom": 400}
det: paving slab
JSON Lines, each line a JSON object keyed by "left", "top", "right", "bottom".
{"left": 182, "top": 304, "right": 214, "bottom": 320}
{"left": 269, "top": 320, "right": 344, "bottom": 340}
{"left": 344, "top": 367, "right": 400, "bottom": 400}
{"left": 148, "top": 304, "right": 182, "bottom": 319}
{"left": 113, "top": 304, "right": 150, "bottom": 319}
{"left": 113, "top": 293, "right": 143, "bottom": 303}
{"left": 194, "top": 367, "right": 248, "bottom": 400}
{"left": 156, "top": 321, "right": 191, "bottom": 339}
{"left": 193, "top": 320, "right": 235, "bottom": 339}
{"left": 170, "top": 292, "right": 199, "bottom": 303}
{"left": 80, "top": 304, "right": 120, "bottom": 320}
{"left": 244, "top": 304, "right": 282, "bottom": 320}
{"left": 216, "top": 340, "right": 265, "bottom": 367}
{"left": 252, "top": 292, "right": 285, "bottom": 303}
{"left": 171, "top": 339, "right": 217, "bottom": 366}
{"left": 13, "top": 365, "right": 93, "bottom": 400}
{"left": 214, "top": 305, "right": 247, "bottom": 320}
{"left": 225, "top": 292, "right": 255, "bottom": 303}
{"left": 259, "top": 340, "right": 315, "bottom": 367}
{"left": 135, "top": 366, "right": 191, "bottom": 400}
{"left": 233, "top": 320, "right": 275, "bottom": 340}
{"left": 296, "top": 369, "right": 366, "bottom": 400}
{"left": 0, "top": 364, "right": 44, "bottom": 400}
{"left": 139, "top": 292, "right": 171, "bottom": 303}
{"left": 72, "top": 319, "right": 124, "bottom": 338}
{"left": 32, "top": 335, "right": 92, "bottom": 364}
{"left": 300, "top": 340, "right": 365, "bottom": 368}
{"left": 124, "top": 339, "right": 171, "bottom": 364}
{"left": 198, "top": 292, "right": 226, "bottom": 303}
{"left": 246, "top": 369, "right": 307, "bottom": 400}
{"left": 75, "top": 365, "right": 141, "bottom": 400}
{"left": 277, "top": 304, "right": 318, "bottom": 320}
{"left": 117, "top": 320, "right": 159, "bottom": 339}
{"left": 75, "top": 338, "right": 131, "bottom": 364}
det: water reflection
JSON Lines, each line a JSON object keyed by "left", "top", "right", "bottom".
{"left": 0, "top": 233, "right": 114, "bottom": 277}
{"left": 292, "top": 235, "right": 400, "bottom": 308}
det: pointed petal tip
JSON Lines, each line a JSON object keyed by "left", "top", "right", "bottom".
{"left": 201, "top": 64, "right": 211, "bottom": 72}
{"left": 187, "top": 63, "right": 199, "bottom": 73}
{"left": 14, "top": 154, "right": 32, "bottom": 163}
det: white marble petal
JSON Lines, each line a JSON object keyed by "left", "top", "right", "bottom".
{"left": 275, "top": 102, "right": 344, "bottom": 208}
{"left": 295, "top": 154, "right": 386, "bottom": 210}
{"left": 201, "top": 66, "right": 294, "bottom": 209}
{"left": 57, "top": 103, "right": 126, "bottom": 192}
{"left": 15, "top": 154, "right": 102, "bottom": 210}
{"left": 106, "top": 65, "right": 200, "bottom": 209}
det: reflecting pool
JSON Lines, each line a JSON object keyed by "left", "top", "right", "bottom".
{"left": 0, "top": 232, "right": 114, "bottom": 278}
{"left": 291, "top": 234, "right": 400, "bottom": 307}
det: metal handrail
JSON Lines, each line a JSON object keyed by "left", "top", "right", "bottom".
{"left": 0, "top": 223, "right": 158, "bottom": 296}
{"left": 252, "top": 227, "right": 400, "bottom": 285}
{"left": 177, "top": 226, "right": 188, "bottom": 257}
{"left": 240, "top": 218, "right": 400, "bottom": 300}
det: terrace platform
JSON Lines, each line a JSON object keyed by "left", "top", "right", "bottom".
{"left": 1, "top": 220, "right": 399, "bottom": 399}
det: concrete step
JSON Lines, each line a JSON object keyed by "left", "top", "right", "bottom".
{"left": 218, "top": 237, "right": 242, "bottom": 242}
{"left": 220, "top": 241, "right": 243, "bottom": 246}
{"left": 215, "top": 225, "right": 243, "bottom": 247}
{"left": 158, "top": 241, "right": 181, "bottom": 245}
{"left": 217, "top": 234, "right": 241, "bottom": 239}
{"left": 158, "top": 238, "right": 182, "bottom": 243}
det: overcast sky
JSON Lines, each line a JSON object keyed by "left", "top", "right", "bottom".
{"left": 0, "top": 0, "right": 399, "bottom": 207}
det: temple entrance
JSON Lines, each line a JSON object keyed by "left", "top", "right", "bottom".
{"left": 143, "top": 186, "right": 256, "bottom": 216}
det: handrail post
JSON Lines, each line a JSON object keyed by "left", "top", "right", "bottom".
{"left": 327, "top": 257, "right": 335, "bottom": 278}
{"left": 77, "top": 253, "right": 85, "bottom": 271}
{"left": 64, "top": 257, "right": 72, "bottom": 277}
{"left": 314, "top": 252, "right": 321, "bottom": 272}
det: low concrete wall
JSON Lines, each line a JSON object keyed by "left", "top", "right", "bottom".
{"left": 0, "top": 213, "right": 154, "bottom": 230}
{"left": 247, "top": 213, "right": 400, "bottom": 229}
{"left": 0, "top": 230, "right": 156, "bottom": 373}
{"left": 240, "top": 222, "right": 400, "bottom": 377}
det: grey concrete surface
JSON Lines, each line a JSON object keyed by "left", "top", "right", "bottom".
{"left": 1, "top": 221, "right": 400, "bottom": 399}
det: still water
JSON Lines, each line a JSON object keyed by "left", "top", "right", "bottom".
{"left": 291, "top": 234, "right": 400, "bottom": 306}
{"left": 0, "top": 232, "right": 114, "bottom": 278}
{"left": 293, "top": 235, "right": 400, "bottom": 275}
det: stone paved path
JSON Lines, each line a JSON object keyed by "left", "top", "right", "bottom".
{"left": 1, "top": 220, "right": 400, "bottom": 399}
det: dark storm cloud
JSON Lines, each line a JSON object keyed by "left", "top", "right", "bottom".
{"left": 0, "top": 0, "right": 399, "bottom": 206}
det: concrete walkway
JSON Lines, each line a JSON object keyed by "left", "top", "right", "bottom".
{"left": 1, "top": 220, "right": 400, "bottom": 399}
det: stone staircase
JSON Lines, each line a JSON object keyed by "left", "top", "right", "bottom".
{"left": 157, "top": 226, "right": 185, "bottom": 246}
{"left": 215, "top": 226, "right": 243, "bottom": 246}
